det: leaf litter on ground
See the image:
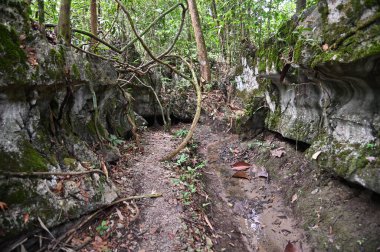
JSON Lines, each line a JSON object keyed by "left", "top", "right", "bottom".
{"left": 231, "top": 161, "right": 251, "bottom": 171}
{"left": 256, "top": 167, "right": 269, "bottom": 179}
{"left": 284, "top": 241, "right": 301, "bottom": 252}
{"left": 271, "top": 147, "right": 286, "bottom": 158}
{"left": 0, "top": 201, "right": 8, "bottom": 211}
{"left": 291, "top": 194, "right": 298, "bottom": 203}
{"left": 232, "top": 171, "right": 250, "bottom": 180}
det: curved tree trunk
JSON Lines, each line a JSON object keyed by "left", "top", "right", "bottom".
{"left": 187, "top": 0, "right": 211, "bottom": 84}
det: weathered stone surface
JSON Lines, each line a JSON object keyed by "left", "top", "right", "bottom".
{"left": 0, "top": 1, "right": 138, "bottom": 243}
{"left": 236, "top": 0, "right": 380, "bottom": 193}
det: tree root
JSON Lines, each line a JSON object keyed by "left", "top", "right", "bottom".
{"left": 160, "top": 57, "right": 202, "bottom": 161}
{"left": 114, "top": 0, "right": 202, "bottom": 161}
{"left": 116, "top": 84, "right": 142, "bottom": 149}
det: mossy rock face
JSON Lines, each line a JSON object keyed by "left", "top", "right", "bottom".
{"left": 308, "top": 138, "right": 380, "bottom": 193}
{"left": 0, "top": 24, "right": 28, "bottom": 85}
{"left": 0, "top": 2, "right": 126, "bottom": 244}
{"left": 235, "top": 0, "right": 380, "bottom": 193}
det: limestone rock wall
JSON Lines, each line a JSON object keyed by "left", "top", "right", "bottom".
{"left": 237, "top": 0, "right": 380, "bottom": 193}
{"left": 0, "top": 1, "right": 134, "bottom": 243}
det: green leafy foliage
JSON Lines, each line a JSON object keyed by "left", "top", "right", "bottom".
{"left": 29, "top": 0, "right": 317, "bottom": 71}
{"left": 176, "top": 153, "right": 189, "bottom": 166}
{"left": 174, "top": 129, "right": 189, "bottom": 138}
{"left": 96, "top": 220, "right": 109, "bottom": 236}
{"left": 108, "top": 134, "right": 125, "bottom": 147}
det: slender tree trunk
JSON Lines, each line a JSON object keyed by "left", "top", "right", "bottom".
{"left": 210, "top": 0, "right": 226, "bottom": 60}
{"left": 296, "top": 0, "right": 306, "bottom": 14}
{"left": 90, "top": 0, "right": 98, "bottom": 46}
{"left": 187, "top": 0, "right": 211, "bottom": 84}
{"left": 267, "top": 0, "right": 272, "bottom": 35}
{"left": 57, "top": 0, "right": 72, "bottom": 45}
{"left": 37, "top": 0, "right": 44, "bottom": 29}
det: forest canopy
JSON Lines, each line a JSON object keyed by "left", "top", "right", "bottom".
{"left": 30, "top": 0, "right": 317, "bottom": 67}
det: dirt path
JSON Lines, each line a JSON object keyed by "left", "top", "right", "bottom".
{"left": 125, "top": 123, "right": 309, "bottom": 251}
{"left": 73, "top": 123, "right": 310, "bottom": 251}
{"left": 129, "top": 130, "right": 187, "bottom": 251}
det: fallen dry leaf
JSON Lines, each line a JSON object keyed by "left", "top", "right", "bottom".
{"left": 271, "top": 147, "right": 286, "bottom": 158}
{"left": 291, "top": 194, "right": 298, "bottom": 203}
{"left": 19, "top": 34, "right": 26, "bottom": 41}
{"left": 232, "top": 171, "right": 250, "bottom": 180}
{"left": 366, "top": 156, "right": 376, "bottom": 162}
{"left": 116, "top": 208, "right": 124, "bottom": 221}
{"left": 71, "top": 236, "right": 92, "bottom": 247}
{"left": 231, "top": 161, "right": 251, "bottom": 171}
{"left": 92, "top": 235, "right": 109, "bottom": 252}
{"left": 284, "top": 241, "right": 300, "bottom": 252}
{"left": 322, "top": 43, "right": 329, "bottom": 51}
{"left": 231, "top": 148, "right": 240, "bottom": 155}
{"left": 0, "top": 201, "right": 8, "bottom": 211}
{"left": 101, "top": 160, "right": 109, "bottom": 180}
{"left": 312, "top": 151, "right": 322, "bottom": 160}
{"left": 26, "top": 47, "right": 38, "bottom": 67}
{"left": 257, "top": 167, "right": 269, "bottom": 179}
{"left": 23, "top": 213, "right": 30, "bottom": 224}
{"left": 54, "top": 180, "right": 63, "bottom": 193}
{"left": 38, "top": 217, "right": 55, "bottom": 239}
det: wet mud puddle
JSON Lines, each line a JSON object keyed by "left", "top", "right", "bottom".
{"left": 198, "top": 126, "right": 309, "bottom": 251}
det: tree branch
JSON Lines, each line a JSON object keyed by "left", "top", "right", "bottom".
{"left": 122, "top": 3, "right": 186, "bottom": 51}
{"left": 138, "top": 3, "right": 187, "bottom": 69}
{"left": 0, "top": 169, "right": 106, "bottom": 178}
{"left": 114, "top": 0, "right": 193, "bottom": 83}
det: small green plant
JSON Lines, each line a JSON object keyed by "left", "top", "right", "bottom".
{"left": 171, "top": 178, "right": 181, "bottom": 186}
{"left": 174, "top": 129, "right": 189, "bottom": 138}
{"left": 181, "top": 191, "right": 191, "bottom": 205}
{"left": 96, "top": 220, "right": 109, "bottom": 236}
{"left": 108, "top": 134, "right": 125, "bottom": 146}
{"left": 366, "top": 143, "right": 376, "bottom": 150}
{"left": 176, "top": 153, "right": 189, "bottom": 166}
{"left": 172, "top": 161, "right": 206, "bottom": 206}
{"left": 190, "top": 142, "right": 198, "bottom": 149}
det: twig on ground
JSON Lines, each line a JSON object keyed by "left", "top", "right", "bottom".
{"left": 39, "top": 193, "right": 162, "bottom": 251}
{"left": 0, "top": 169, "right": 106, "bottom": 178}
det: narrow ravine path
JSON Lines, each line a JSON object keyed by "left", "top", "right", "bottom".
{"left": 76, "top": 122, "right": 311, "bottom": 251}
{"left": 122, "top": 122, "right": 310, "bottom": 251}
{"left": 128, "top": 129, "right": 188, "bottom": 251}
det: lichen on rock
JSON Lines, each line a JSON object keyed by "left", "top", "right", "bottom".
{"left": 235, "top": 0, "right": 380, "bottom": 194}
{"left": 0, "top": 1, "right": 139, "bottom": 242}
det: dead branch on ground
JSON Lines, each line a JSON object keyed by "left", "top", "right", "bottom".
{"left": 0, "top": 169, "right": 106, "bottom": 178}
{"left": 37, "top": 193, "right": 162, "bottom": 252}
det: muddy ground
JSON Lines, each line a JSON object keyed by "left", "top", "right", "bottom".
{"left": 59, "top": 118, "right": 380, "bottom": 252}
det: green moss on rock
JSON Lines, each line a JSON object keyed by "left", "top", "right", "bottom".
{"left": 0, "top": 24, "right": 28, "bottom": 82}
{"left": 0, "top": 180, "right": 32, "bottom": 205}
{"left": 63, "top": 157, "right": 76, "bottom": 169}
{"left": 71, "top": 63, "right": 81, "bottom": 79}
{"left": 0, "top": 141, "right": 49, "bottom": 172}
